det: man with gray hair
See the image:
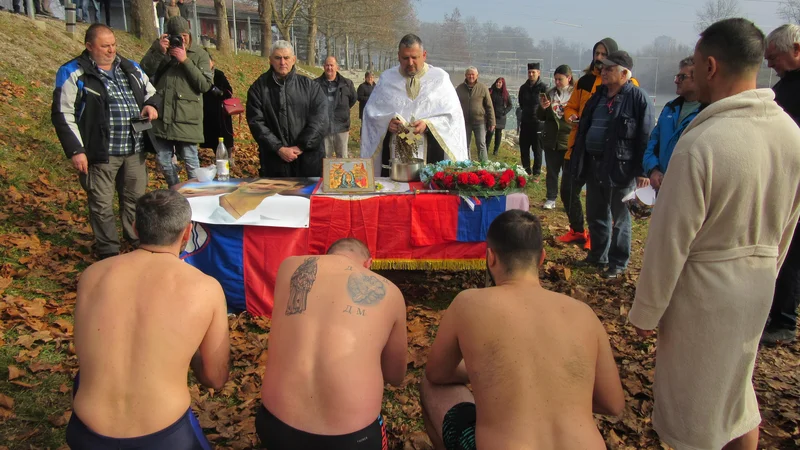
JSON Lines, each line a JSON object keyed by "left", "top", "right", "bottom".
{"left": 361, "top": 34, "right": 468, "bottom": 176}
{"left": 762, "top": 23, "right": 800, "bottom": 346}
{"left": 247, "top": 40, "right": 328, "bottom": 177}
{"left": 67, "top": 189, "right": 229, "bottom": 449}
{"left": 570, "top": 50, "right": 654, "bottom": 279}
{"left": 456, "top": 66, "right": 495, "bottom": 162}
{"left": 643, "top": 56, "right": 702, "bottom": 190}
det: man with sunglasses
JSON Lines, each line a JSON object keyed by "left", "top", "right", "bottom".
{"left": 569, "top": 50, "right": 654, "bottom": 279}
{"left": 642, "top": 57, "right": 702, "bottom": 191}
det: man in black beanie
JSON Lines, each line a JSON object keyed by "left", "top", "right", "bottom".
{"left": 141, "top": 17, "right": 213, "bottom": 188}
{"left": 518, "top": 62, "right": 547, "bottom": 175}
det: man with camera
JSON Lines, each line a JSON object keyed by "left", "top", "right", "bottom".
{"left": 52, "top": 24, "right": 160, "bottom": 260}
{"left": 141, "top": 16, "right": 213, "bottom": 188}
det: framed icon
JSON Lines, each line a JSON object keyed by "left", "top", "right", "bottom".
{"left": 322, "top": 158, "right": 375, "bottom": 193}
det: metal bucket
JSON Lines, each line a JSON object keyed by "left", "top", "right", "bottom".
{"left": 383, "top": 158, "right": 424, "bottom": 182}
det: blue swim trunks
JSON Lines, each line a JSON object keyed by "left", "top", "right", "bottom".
{"left": 67, "top": 371, "right": 211, "bottom": 450}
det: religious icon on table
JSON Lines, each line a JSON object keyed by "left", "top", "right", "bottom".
{"left": 322, "top": 158, "right": 375, "bottom": 193}
{"left": 219, "top": 178, "right": 317, "bottom": 219}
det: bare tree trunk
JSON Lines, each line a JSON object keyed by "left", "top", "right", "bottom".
{"left": 214, "top": 0, "right": 232, "bottom": 54}
{"left": 259, "top": 0, "right": 272, "bottom": 57}
{"left": 305, "top": 0, "right": 318, "bottom": 65}
{"left": 367, "top": 42, "right": 372, "bottom": 71}
{"left": 344, "top": 33, "right": 350, "bottom": 70}
{"left": 130, "top": 0, "right": 158, "bottom": 41}
{"left": 325, "top": 23, "right": 333, "bottom": 57}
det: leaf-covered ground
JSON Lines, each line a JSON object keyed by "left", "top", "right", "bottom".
{"left": 0, "top": 12, "right": 799, "bottom": 450}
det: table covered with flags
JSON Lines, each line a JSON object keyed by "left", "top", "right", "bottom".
{"left": 178, "top": 178, "right": 529, "bottom": 317}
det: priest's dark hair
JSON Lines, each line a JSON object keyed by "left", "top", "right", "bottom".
{"left": 486, "top": 210, "right": 543, "bottom": 274}
{"left": 135, "top": 190, "right": 192, "bottom": 246}
{"left": 399, "top": 34, "right": 423, "bottom": 51}
{"left": 327, "top": 238, "right": 371, "bottom": 260}
{"left": 697, "top": 18, "right": 765, "bottom": 75}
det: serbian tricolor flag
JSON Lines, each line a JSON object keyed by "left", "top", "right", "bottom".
{"left": 181, "top": 223, "right": 310, "bottom": 317}
{"left": 308, "top": 192, "right": 524, "bottom": 271}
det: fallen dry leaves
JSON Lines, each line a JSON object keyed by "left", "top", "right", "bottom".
{"left": 0, "top": 78, "right": 799, "bottom": 448}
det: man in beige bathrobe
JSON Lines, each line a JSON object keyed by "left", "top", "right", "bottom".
{"left": 629, "top": 19, "right": 800, "bottom": 450}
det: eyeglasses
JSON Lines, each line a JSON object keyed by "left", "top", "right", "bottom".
{"left": 674, "top": 73, "right": 692, "bottom": 82}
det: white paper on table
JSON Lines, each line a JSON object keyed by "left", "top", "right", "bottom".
{"left": 186, "top": 193, "right": 311, "bottom": 228}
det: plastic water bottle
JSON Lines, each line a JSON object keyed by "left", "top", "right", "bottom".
{"left": 216, "top": 138, "right": 230, "bottom": 181}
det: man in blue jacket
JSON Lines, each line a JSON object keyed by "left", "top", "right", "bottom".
{"left": 52, "top": 24, "right": 160, "bottom": 260}
{"left": 643, "top": 57, "right": 702, "bottom": 190}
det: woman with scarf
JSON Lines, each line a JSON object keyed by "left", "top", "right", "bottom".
{"left": 202, "top": 54, "right": 235, "bottom": 156}
{"left": 486, "top": 77, "right": 513, "bottom": 156}
{"left": 537, "top": 65, "right": 575, "bottom": 210}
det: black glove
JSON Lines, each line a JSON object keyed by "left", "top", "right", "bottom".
{"left": 210, "top": 86, "right": 224, "bottom": 97}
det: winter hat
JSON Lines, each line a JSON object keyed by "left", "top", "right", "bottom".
{"left": 527, "top": 62, "right": 540, "bottom": 70}
{"left": 166, "top": 16, "right": 190, "bottom": 35}
{"left": 599, "top": 51, "right": 634, "bottom": 71}
{"left": 594, "top": 37, "right": 619, "bottom": 56}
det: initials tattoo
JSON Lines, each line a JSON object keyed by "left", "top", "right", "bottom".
{"left": 342, "top": 306, "right": 367, "bottom": 316}
{"left": 347, "top": 273, "right": 386, "bottom": 306}
{"left": 285, "top": 257, "right": 318, "bottom": 316}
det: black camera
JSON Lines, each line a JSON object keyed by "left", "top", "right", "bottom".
{"left": 168, "top": 34, "right": 184, "bottom": 49}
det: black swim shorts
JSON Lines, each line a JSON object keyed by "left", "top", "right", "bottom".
{"left": 256, "top": 404, "right": 388, "bottom": 450}
{"left": 442, "top": 402, "right": 477, "bottom": 450}
{"left": 65, "top": 407, "right": 212, "bottom": 450}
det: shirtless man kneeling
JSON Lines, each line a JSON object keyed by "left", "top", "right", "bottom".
{"left": 258, "top": 238, "right": 407, "bottom": 449}
{"left": 68, "top": 189, "right": 230, "bottom": 449}
{"left": 421, "top": 210, "right": 625, "bottom": 450}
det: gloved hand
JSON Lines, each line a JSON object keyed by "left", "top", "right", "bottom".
{"left": 210, "top": 86, "right": 224, "bottom": 97}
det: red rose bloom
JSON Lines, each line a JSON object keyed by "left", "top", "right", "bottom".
{"left": 443, "top": 175, "right": 455, "bottom": 188}
{"left": 499, "top": 180, "right": 509, "bottom": 189}
{"left": 482, "top": 174, "right": 496, "bottom": 187}
{"left": 503, "top": 169, "right": 515, "bottom": 179}
{"left": 467, "top": 172, "right": 480, "bottom": 185}
{"left": 517, "top": 176, "right": 527, "bottom": 188}
{"left": 457, "top": 173, "right": 470, "bottom": 185}
{"left": 433, "top": 171, "right": 445, "bottom": 181}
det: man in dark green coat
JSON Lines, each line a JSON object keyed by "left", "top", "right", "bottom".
{"left": 141, "top": 17, "right": 213, "bottom": 187}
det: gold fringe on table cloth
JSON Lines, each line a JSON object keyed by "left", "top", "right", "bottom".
{"left": 371, "top": 259, "right": 487, "bottom": 271}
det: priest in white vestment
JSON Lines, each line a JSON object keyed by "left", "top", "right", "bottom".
{"left": 360, "top": 34, "right": 468, "bottom": 176}
{"left": 629, "top": 19, "right": 800, "bottom": 450}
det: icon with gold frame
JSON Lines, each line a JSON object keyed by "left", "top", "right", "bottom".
{"left": 322, "top": 158, "right": 375, "bottom": 193}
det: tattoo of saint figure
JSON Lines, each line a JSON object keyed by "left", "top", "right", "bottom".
{"left": 286, "top": 257, "right": 319, "bottom": 315}
{"left": 347, "top": 273, "right": 386, "bottom": 306}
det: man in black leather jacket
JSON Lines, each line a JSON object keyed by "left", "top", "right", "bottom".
{"left": 247, "top": 41, "right": 329, "bottom": 177}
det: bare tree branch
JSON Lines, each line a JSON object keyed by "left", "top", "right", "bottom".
{"left": 695, "top": 0, "right": 741, "bottom": 32}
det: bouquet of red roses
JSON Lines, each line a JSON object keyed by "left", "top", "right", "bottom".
{"left": 422, "top": 161, "right": 528, "bottom": 196}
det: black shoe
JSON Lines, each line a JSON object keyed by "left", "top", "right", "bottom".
{"left": 602, "top": 267, "right": 625, "bottom": 279}
{"left": 760, "top": 327, "right": 796, "bottom": 346}
{"left": 575, "top": 257, "right": 604, "bottom": 268}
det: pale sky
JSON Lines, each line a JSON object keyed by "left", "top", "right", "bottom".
{"left": 416, "top": 0, "right": 786, "bottom": 54}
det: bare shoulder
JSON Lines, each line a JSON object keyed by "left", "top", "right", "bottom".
{"left": 553, "top": 291, "right": 603, "bottom": 329}
{"left": 345, "top": 268, "right": 400, "bottom": 307}
{"left": 180, "top": 264, "right": 225, "bottom": 301}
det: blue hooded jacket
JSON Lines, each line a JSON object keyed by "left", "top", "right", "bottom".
{"left": 642, "top": 97, "right": 701, "bottom": 175}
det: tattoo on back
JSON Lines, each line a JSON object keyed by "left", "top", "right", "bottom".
{"left": 285, "top": 257, "right": 318, "bottom": 316}
{"left": 347, "top": 273, "right": 386, "bottom": 306}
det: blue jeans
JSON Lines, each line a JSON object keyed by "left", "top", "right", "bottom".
{"left": 152, "top": 137, "right": 199, "bottom": 188}
{"left": 585, "top": 170, "right": 633, "bottom": 269}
